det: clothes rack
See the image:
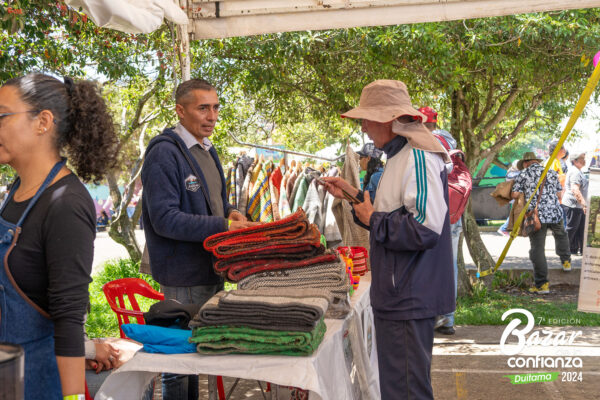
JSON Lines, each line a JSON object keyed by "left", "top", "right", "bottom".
{"left": 227, "top": 131, "right": 345, "bottom": 162}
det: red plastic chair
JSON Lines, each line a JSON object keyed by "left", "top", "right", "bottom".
{"left": 102, "top": 278, "right": 227, "bottom": 400}
{"left": 102, "top": 278, "right": 164, "bottom": 339}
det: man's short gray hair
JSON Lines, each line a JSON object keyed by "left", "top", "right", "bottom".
{"left": 175, "top": 79, "right": 216, "bottom": 105}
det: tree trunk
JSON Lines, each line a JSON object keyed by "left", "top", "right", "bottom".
{"left": 462, "top": 200, "right": 494, "bottom": 286}
{"left": 106, "top": 171, "right": 142, "bottom": 262}
{"left": 456, "top": 227, "right": 472, "bottom": 297}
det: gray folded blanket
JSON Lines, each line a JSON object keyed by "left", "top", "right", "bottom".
{"left": 237, "top": 260, "right": 350, "bottom": 301}
{"left": 189, "top": 288, "right": 332, "bottom": 332}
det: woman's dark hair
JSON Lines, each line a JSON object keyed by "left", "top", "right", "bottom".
{"left": 4, "top": 73, "right": 119, "bottom": 183}
{"left": 363, "top": 157, "right": 383, "bottom": 189}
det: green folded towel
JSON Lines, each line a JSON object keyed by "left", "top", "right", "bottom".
{"left": 190, "top": 318, "right": 326, "bottom": 356}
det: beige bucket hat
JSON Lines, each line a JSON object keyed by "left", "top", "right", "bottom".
{"left": 517, "top": 152, "right": 543, "bottom": 170}
{"left": 342, "top": 80, "right": 449, "bottom": 162}
{"left": 341, "top": 80, "right": 427, "bottom": 122}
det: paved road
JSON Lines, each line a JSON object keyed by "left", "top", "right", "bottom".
{"left": 92, "top": 230, "right": 146, "bottom": 275}
{"left": 463, "top": 229, "right": 583, "bottom": 272}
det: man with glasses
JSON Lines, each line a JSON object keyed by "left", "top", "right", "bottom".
{"left": 141, "top": 79, "right": 255, "bottom": 399}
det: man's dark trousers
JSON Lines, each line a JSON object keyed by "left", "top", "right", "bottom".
{"left": 528, "top": 222, "right": 571, "bottom": 287}
{"left": 161, "top": 283, "right": 224, "bottom": 400}
{"left": 374, "top": 316, "right": 435, "bottom": 400}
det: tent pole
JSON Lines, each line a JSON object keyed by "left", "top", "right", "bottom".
{"left": 176, "top": 0, "right": 191, "bottom": 81}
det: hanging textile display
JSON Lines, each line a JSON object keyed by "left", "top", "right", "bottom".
{"left": 247, "top": 161, "right": 274, "bottom": 222}
{"left": 226, "top": 165, "right": 236, "bottom": 207}
{"left": 223, "top": 150, "right": 345, "bottom": 251}
{"left": 332, "top": 145, "right": 371, "bottom": 252}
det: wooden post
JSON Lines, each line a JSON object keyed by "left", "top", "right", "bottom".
{"left": 175, "top": 0, "right": 191, "bottom": 81}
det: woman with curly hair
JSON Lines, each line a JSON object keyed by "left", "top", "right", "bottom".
{"left": 0, "top": 73, "right": 118, "bottom": 399}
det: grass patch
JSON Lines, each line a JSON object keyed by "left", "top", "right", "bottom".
{"left": 86, "top": 258, "right": 160, "bottom": 338}
{"left": 455, "top": 283, "right": 600, "bottom": 326}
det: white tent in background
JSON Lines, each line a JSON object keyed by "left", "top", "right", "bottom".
{"left": 65, "top": 0, "right": 188, "bottom": 33}
{"left": 65, "top": 0, "right": 600, "bottom": 38}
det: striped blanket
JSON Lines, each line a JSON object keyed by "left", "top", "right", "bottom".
{"left": 189, "top": 288, "right": 331, "bottom": 332}
{"left": 237, "top": 257, "right": 349, "bottom": 301}
{"left": 214, "top": 251, "right": 337, "bottom": 282}
{"left": 204, "top": 209, "right": 320, "bottom": 259}
{"left": 190, "top": 318, "right": 326, "bottom": 356}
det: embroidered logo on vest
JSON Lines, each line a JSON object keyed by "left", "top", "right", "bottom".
{"left": 185, "top": 175, "right": 200, "bottom": 192}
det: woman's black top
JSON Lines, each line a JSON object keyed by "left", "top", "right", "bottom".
{"left": 1, "top": 174, "right": 95, "bottom": 357}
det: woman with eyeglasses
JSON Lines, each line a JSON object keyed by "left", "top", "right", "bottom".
{"left": 0, "top": 73, "right": 119, "bottom": 399}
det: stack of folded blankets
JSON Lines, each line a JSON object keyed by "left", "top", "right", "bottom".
{"left": 203, "top": 208, "right": 351, "bottom": 318}
{"left": 189, "top": 288, "right": 329, "bottom": 356}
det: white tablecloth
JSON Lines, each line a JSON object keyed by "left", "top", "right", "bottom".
{"left": 96, "top": 279, "right": 379, "bottom": 400}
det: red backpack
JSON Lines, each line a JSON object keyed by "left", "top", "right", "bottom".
{"left": 435, "top": 134, "right": 473, "bottom": 224}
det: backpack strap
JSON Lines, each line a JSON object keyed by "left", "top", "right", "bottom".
{"left": 534, "top": 177, "right": 546, "bottom": 211}
{"left": 433, "top": 134, "right": 450, "bottom": 151}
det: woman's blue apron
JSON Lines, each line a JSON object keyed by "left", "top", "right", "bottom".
{"left": 0, "top": 160, "right": 66, "bottom": 399}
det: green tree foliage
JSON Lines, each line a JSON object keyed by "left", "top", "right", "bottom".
{"left": 194, "top": 9, "right": 600, "bottom": 275}
{"left": 0, "top": 1, "right": 177, "bottom": 259}
{"left": 102, "top": 75, "right": 176, "bottom": 261}
{"left": 0, "top": 0, "right": 172, "bottom": 80}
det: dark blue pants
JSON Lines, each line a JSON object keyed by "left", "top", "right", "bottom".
{"left": 374, "top": 316, "right": 435, "bottom": 400}
{"left": 564, "top": 206, "right": 585, "bottom": 254}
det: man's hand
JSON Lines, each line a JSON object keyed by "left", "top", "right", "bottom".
{"left": 228, "top": 210, "right": 247, "bottom": 222}
{"left": 353, "top": 191, "right": 374, "bottom": 227}
{"left": 319, "top": 177, "right": 359, "bottom": 200}
{"left": 89, "top": 341, "right": 120, "bottom": 373}
{"left": 229, "top": 220, "right": 261, "bottom": 231}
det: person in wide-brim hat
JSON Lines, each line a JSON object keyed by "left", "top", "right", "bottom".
{"left": 341, "top": 80, "right": 449, "bottom": 163}
{"left": 517, "top": 152, "right": 543, "bottom": 170}
{"left": 322, "top": 79, "right": 455, "bottom": 400}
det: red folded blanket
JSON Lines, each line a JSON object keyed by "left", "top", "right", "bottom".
{"left": 204, "top": 209, "right": 321, "bottom": 259}
{"left": 215, "top": 252, "right": 338, "bottom": 282}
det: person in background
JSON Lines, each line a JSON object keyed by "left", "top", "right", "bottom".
{"left": 497, "top": 160, "right": 521, "bottom": 236}
{"left": 0, "top": 73, "right": 118, "bottom": 399}
{"left": 97, "top": 210, "right": 110, "bottom": 230}
{"left": 547, "top": 139, "right": 570, "bottom": 229}
{"left": 323, "top": 80, "right": 453, "bottom": 399}
{"left": 511, "top": 152, "right": 572, "bottom": 295}
{"left": 141, "top": 78, "right": 257, "bottom": 399}
{"left": 357, "top": 142, "right": 384, "bottom": 202}
{"left": 562, "top": 152, "right": 589, "bottom": 255}
{"left": 547, "top": 139, "right": 568, "bottom": 180}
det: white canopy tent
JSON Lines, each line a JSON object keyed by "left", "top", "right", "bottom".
{"left": 67, "top": 0, "right": 600, "bottom": 39}
{"left": 188, "top": 0, "right": 600, "bottom": 39}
